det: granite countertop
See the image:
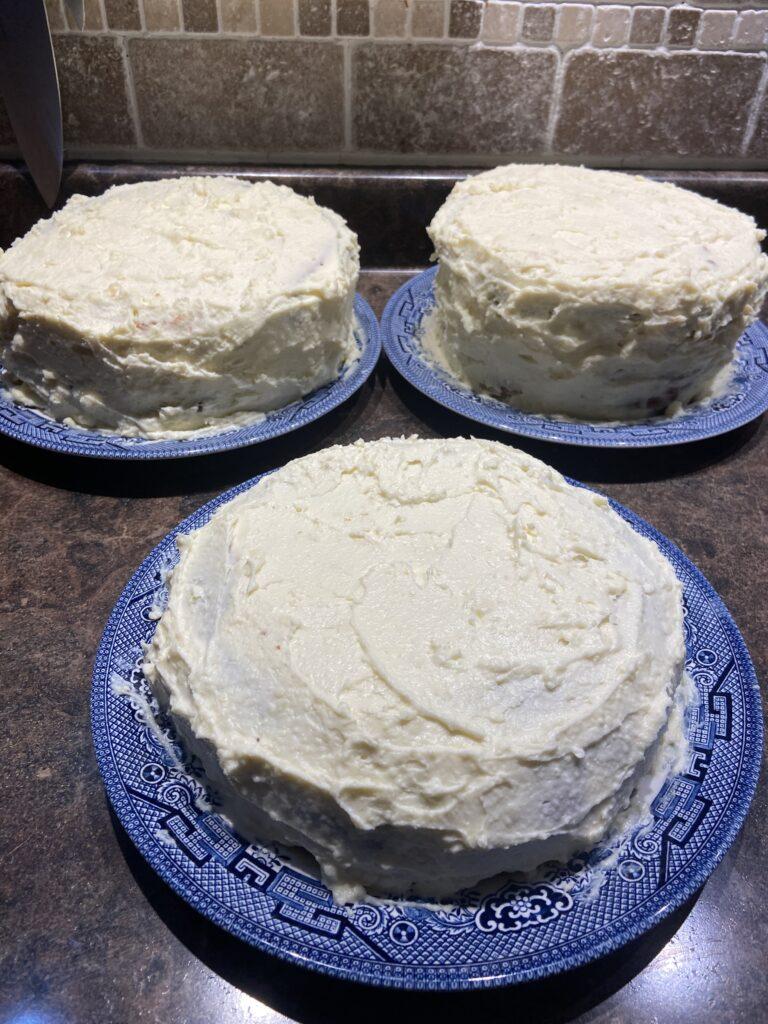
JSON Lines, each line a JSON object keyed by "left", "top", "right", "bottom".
{"left": 1, "top": 269, "right": 766, "bottom": 1024}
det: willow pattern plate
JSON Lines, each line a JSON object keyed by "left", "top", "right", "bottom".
{"left": 382, "top": 268, "right": 768, "bottom": 448}
{"left": 0, "top": 295, "right": 379, "bottom": 460}
{"left": 92, "top": 475, "right": 762, "bottom": 989}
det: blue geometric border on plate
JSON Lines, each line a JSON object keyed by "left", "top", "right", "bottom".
{"left": 91, "top": 473, "right": 763, "bottom": 991}
{"left": 0, "top": 295, "right": 380, "bottom": 460}
{"left": 382, "top": 268, "right": 768, "bottom": 449}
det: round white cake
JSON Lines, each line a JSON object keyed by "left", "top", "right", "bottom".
{"left": 426, "top": 164, "right": 768, "bottom": 420}
{"left": 0, "top": 177, "right": 359, "bottom": 437}
{"left": 145, "top": 437, "right": 687, "bottom": 901}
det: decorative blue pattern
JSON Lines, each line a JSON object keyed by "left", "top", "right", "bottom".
{"left": 0, "top": 296, "right": 379, "bottom": 460}
{"left": 91, "top": 475, "right": 763, "bottom": 990}
{"left": 381, "top": 268, "right": 768, "bottom": 448}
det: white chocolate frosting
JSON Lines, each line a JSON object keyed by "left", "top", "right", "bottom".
{"left": 426, "top": 164, "right": 768, "bottom": 421}
{"left": 145, "top": 437, "right": 686, "bottom": 901}
{"left": 0, "top": 177, "right": 359, "bottom": 437}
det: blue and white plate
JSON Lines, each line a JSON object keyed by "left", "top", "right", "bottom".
{"left": 382, "top": 268, "right": 768, "bottom": 448}
{"left": 0, "top": 296, "right": 379, "bottom": 460}
{"left": 92, "top": 474, "right": 762, "bottom": 990}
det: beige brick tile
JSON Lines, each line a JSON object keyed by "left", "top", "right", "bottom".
{"left": 482, "top": 1, "right": 521, "bottom": 45}
{"left": 371, "top": 0, "right": 408, "bottom": 37}
{"left": 556, "top": 4, "right": 593, "bottom": 48}
{"left": 143, "top": 0, "right": 182, "bottom": 31}
{"left": 411, "top": 0, "right": 445, "bottom": 38}
{"left": 697, "top": 9, "right": 737, "bottom": 49}
{"left": 733, "top": 9, "right": 768, "bottom": 50}
{"left": 592, "top": 5, "right": 631, "bottom": 46}
{"left": 220, "top": 0, "right": 258, "bottom": 32}
{"left": 260, "top": 0, "right": 294, "bottom": 34}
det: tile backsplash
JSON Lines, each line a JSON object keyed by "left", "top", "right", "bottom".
{"left": 1, "top": 0, "right": 767, "bottom": 166}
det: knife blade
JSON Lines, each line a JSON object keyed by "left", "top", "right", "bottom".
{"left": 0, "top": 0, "right": 63, "bottom": 208}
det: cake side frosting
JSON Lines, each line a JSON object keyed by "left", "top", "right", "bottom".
{"left": 427, "top": 164, "right": 768, "bottom": 420}
{"left": 0, "top": 177, "right": 360, "bottom": 437}
{"left": 145, "top": 437, "right": 687, "bottom": 900}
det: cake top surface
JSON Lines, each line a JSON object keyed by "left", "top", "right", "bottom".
{"left": 147, "top": 437, "right": 684, "bottom": 841}
{"left": 429, "top": 164, "right": 768, "bottom": 306}
{"left": 0, "top": 176, "right": 359, "bottom": 343}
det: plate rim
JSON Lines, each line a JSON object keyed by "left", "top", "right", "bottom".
{"left": 0, "top": 294, "right": 380, "bottom": 461}
{"left": 381, "top": 268, "right": 768, "bottom": 449}
{"left": 91, "top": 471, "right": 764, "bottom": 991}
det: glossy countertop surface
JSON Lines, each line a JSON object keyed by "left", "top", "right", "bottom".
{"left": 1, "top": 272, "right": 766, "bottom": 1024}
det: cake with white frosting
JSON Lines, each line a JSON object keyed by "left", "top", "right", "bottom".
{"left": 145, "top": 437, "right": 687, "bottom": 901}
{"left": 426, "top": 164, "right": 768, "bottom": 420}
{"left": 0, "top": 176, "right": 359, "bottom": 437}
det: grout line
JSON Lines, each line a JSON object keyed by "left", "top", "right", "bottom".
{"left": 119, "top": 34, "right": 145, "bottom": 148}
{"left": 343, "top": 38, "right": 353, "bottom": 153}
{"left": 544, "top": 46, "right": 566, "bottom": 153}
{"left": 660, "top": 5, "right": 670, "bottom": 49}
{"left": 742, "top": 55, "right": 768, "bottom": 156}
{"left": 477, "top": 0, "right": 487, "bottom": 44}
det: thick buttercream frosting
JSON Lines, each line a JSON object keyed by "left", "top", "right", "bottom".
{"left": 0, "top": 176, "right": 359, "bottom": 437}
{"left": 426, "top": 164, "right": 768, "bottom": 420}
{"left": 145, "top": 437, "right": 686, "bottom": 900}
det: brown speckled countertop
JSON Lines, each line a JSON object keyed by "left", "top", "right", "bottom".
{"left": 1, "top": 178, "right": 767, "bottom": 1023}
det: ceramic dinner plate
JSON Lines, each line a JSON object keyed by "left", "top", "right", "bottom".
{"left": 0, "top": 295, "right": 379, "bottom": 460}
{"left": 92, "top": 472, "right": 762, "bottom": 991}
{"left": 382, "top": 268, "right": 768, "bottom": 448}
